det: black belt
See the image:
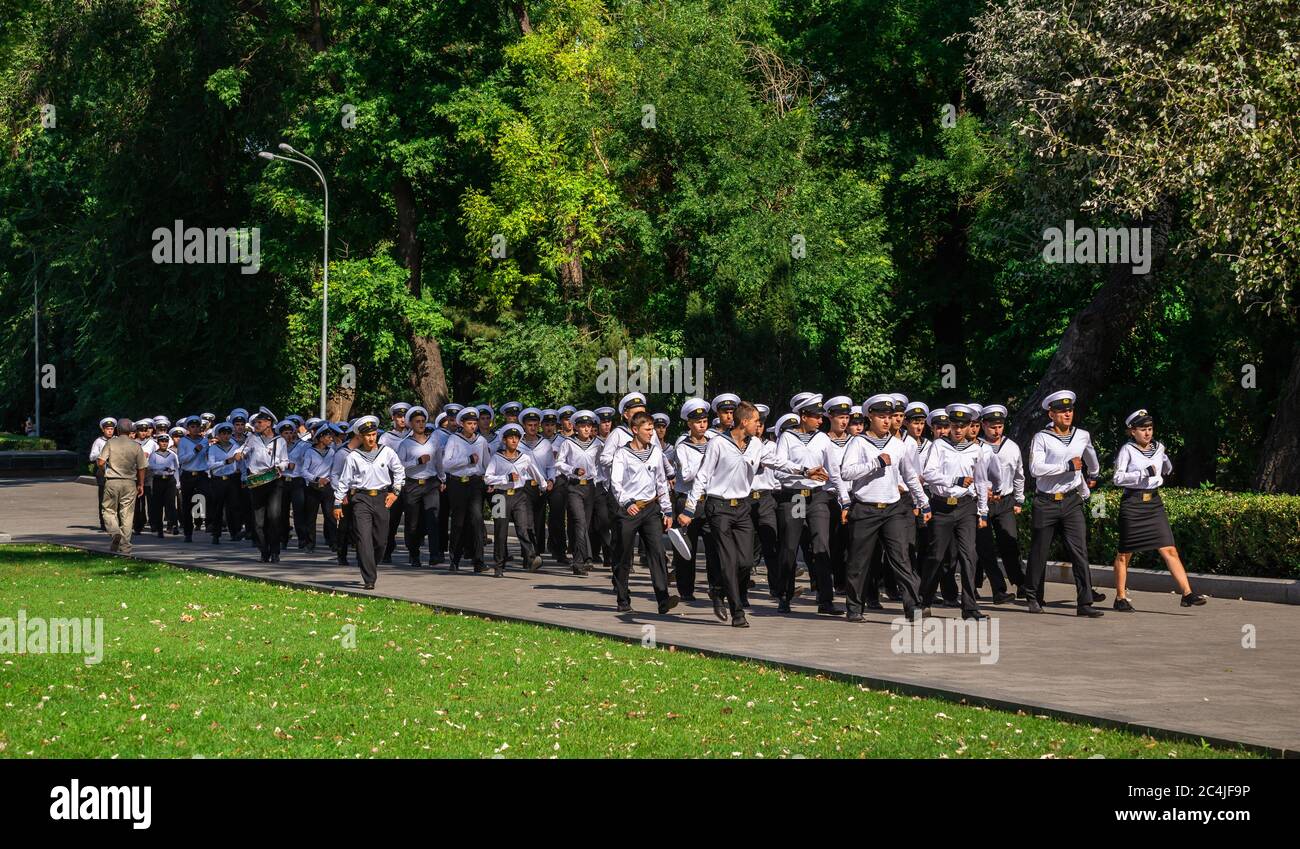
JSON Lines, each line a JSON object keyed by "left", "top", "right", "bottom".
{"left": 853, "top": 498, "right": 896, "bottom": 509}
{"left": 709, "top": 495, "right": 747, "bottom": 507}
{"left": 183, "top": 470, "right": 208, "bottom": 477}
{"left": 350, "top": 488, "right": 391, "bottom": 497}
{"left": 938, "top": 494, "right": 974, "bottom": 506}
{"left": 214, "top": 474, "right": 237, "bottom": 481}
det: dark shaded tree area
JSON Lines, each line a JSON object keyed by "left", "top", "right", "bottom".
{"left": 1, "top": 0, "right": 1296, "bottom": 490}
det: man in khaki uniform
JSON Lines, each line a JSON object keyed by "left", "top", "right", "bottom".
{"left": 97, "top": 418, "right": 147, "bottom": 555}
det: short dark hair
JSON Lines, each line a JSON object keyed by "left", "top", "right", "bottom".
{"left": 734, "top": 401, "right": 759, "bottom": 424}
{"left": 629, "top": 411, "right": 654, "bottom": 429}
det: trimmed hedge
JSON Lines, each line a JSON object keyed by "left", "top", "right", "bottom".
{"left": 0, "top": 432, "right": 57, "bottom": 451}
{"left": 1017, "top": 488, "right": 1300, "bottom": 580}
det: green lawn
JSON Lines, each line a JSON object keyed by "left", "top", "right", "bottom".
{"left": 0, "top": 544, "right": 1257, "bottom": 759}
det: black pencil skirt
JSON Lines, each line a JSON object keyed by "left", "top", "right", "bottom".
{"left": 1118, "top": 489, "right": 1175, "bottom": 552}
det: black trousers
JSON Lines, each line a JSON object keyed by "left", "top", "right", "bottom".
{"left": 547, "top": 477, "right": 569, "bottom": 561}
{"left": 236, "top": 486, "right": 253, "bottom": 540}
{"left": 207, "top": 475, "right": 240, "bottom": 539}
{"left": 491, "top": 488, "right": 537, "bottom": 566}
{"left": 866, "top": 498, "right": 907, "bottom": 603}
{"left": 298, "top": 481, "right": 335, "bottom": 550}
{"left": 527, "top": 483, "right": 547, "bottom": 556}
{"left": 775, "top": 489, "right": 835, "bottom": 605}
{"left": 747, "top": 491, "right": 777, "bottom": 594}
{"left": 401, "top": 478, "right": 440, "bottom": 563}
{"left": 284, "top": 477, "right": 304, "bottom": 547}
{"left": 133, "top": 483, "right": 152, "bottom": 533}
{"left": 976, "top": 495, "right": 1023, "bottom": 591}
{"left": 566, "top": 478, "right": 597, "bottom": 565}
{"left": 670, "top": 490, "right": 721, "bottom": 598}
{"left": 179, "top": 471, "right": 208, "bottom": 537}
{"left": 383, "top": 487, "right": 403, "bottom": 561}
{"left": 350, "top": 490, "right": 390, "bottom": 585}
{"left": 149, "top": 476, "right": 178, "bottom": 532}
{"left": 605, "top": 488, "right": 625, "bottom": 565}
{"left": 335, "top": 500, "right": 353, "bottom": 563}
{"left": 592, "top": 486, "right": 614, "bottom": 566}
{"left": 1025, "top": 491, "right": 1094, "bottom": 606}
{"left": 95, "top": 467, "right": 107, "bottom": 529}
{"left": 248, "top": 480, "right": 284, "bottom": 559}
{"left": 447, "top": 475, "right": 486, "bottom": 565}
{"left": 919, "top": 497, "right": 980, "bottom": 613}
{"left": 704, "top": 497, "right": 752, "bottom": 615}
{"left": 612, "top": 503, "right": 670, "bottom": 608}
{"left": 846, "top": 500, "right": 919, "bottom": 617}
{"left": 437, "top": 481, "right": 452, "bottom": 557}
{"left": 829, "top": 503, "right": 849, "bottom": 590}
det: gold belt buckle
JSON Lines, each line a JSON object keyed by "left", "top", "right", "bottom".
{"left": 751, "top": 491, "right": 761, "bottom": 500}
{"left": 529, "top": 480, "right": 538, "bottom": 486}
{"left": 1053, "top": 492, "right": 1064, "bottom": 501}
{"left": 876, "top": 502, "right": 886, "bottom": 509}
{"left": 578, "top": 478, "right": 588, "bottom": 486}
{"left": 946, "top": 496, "right": 958, "bottom": 506}
{"left": 727, "top": 498, "right": 737, "bottom": 507}
{"left": 368, "top": 489, "right": 379, "bottom": 496}
{"left": 799, "top": 488, "right": 811, "bottom": 497}
{"left": 460, "top": 476, "right": 469, "bottom": 483}
{"left": 1142, "top": 491, "right": 1152, "bottom": 502}
{"left": 506, "top": 488, "right": 516, "bottom": 496}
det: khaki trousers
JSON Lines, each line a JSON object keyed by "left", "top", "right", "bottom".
{"left": 102, "top": 478, "right": 139, "bottom": 553}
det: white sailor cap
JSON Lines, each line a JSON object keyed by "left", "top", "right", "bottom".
{"left": 200, "top": 412, "right": 215, "bottom": 421}
{"left": 98, "top": 416, "right": 116, "bottom": 428}
{"left": 680, "top": 398, "right": 710, "bottom": 421}
{"left": 154, "top": 430, "right": 172, "bottom": 441}
{"left": 947, "top": 403, "right": 976, "bottom": 424}
{"left": 286, "top": 414, "right": 304, "bottom": 426}
{"left": 824, "top": 395, "right": 853, "bottom": 416}
{"left": 1042, "top": 390, "right": 1077, "bottom": 412}
{"left": 863, "top": 393, "right": 895, "bottom": 413}
{"left": 755, "top": 403, "right": 770, "bottom": 420}
{"left": 274, "top": 420, "right": 295, "bottom": 432}
{"left": 476, "top": 404, "right": 495, "bottom": 418}
{"left": 389, "top": 402, "right": 412, "bottom": 416}
{"left": 558, "top": 405, "right": 578, "bottom": 418}
{"left": 572, "top": 409, "right": 597, "bottom": 426}
{"left": 407, "top": 405, "right": 429, "bottom": 421}
{"left": 618, "top": 393, "right": 647, "bottom": 415}
{"left": 793, "top": 393, "right": 824, "bottom": 415}
{"left": 520, "top": 407, "right": 542, "bottom": 421}
{"left": 251, "top": 406, "right": 276, "bottom": 423}
{"left": 711, "top": 393, "right": 740, "bottom": 413}
{"left": 169, "top": 426, "right": 185, "bottom": 437}
{"left": 228, "top": 407, "right": 249, "bottom": 422}
{"left": 774, "top": 413, "right": 799, "bottom": 433}
{"left": 711, "top": 417, "right": 720, "bottom": 427}
{"left": 354, "top": 415, "right": 381, "bottom": 434}
{"left": 434, "top": 413, "right": 447, "bottom": 428}
{"left": 305, "top": 417, "right": 323, "bottom": 430}
{"left": 456, "top": 408, "right": 479, "bottom": 424}
{"left": 133, "top": 418, "right": 153, "bottom": 429}
{"left": 652, "top": 412, "right": 671, "bottom": 427}
{"left": 968, "top": 403, "right": 984, "bottom": 419}
{"left": 1125, "top": 408, "right": 1154, "bottom": 428}
{"left": 594, "top": 406, "right": 616, "bottom": 420}
{"left": 153, "top": 415, "right": 171, "bottom": 427}
{"left": 789, "top": 391, "right": 815, "bottom": 412}
{"left": 214, "top": 421, "right": 235, "bottom": 435}
{"left": 500, "top": 401, "right": 523, "bottom": 416}
{"left": 313, "top": 422, "right": 334, "bottom": 440}
{"left": 850, "top": 405, "right": 864, "bottom": 420}
{"left": 497, "top": 423, "right": 524, "bottom": 439}
{"left": 903, "top": 401, "right": 930, "bottom": 420}
{"left": 890, "top": 393, "right": 909, "bottom": 410}
{"left": 443, "top": 403, "right": 465, "bottom": 415}
{"left": 981, "top": 404, "right": 1008, "bottom": 421}
{"left": 541, "top": 408, "right": 558, "bottom": 422}
{"left": 927, "top": 407, "right": 949, "bottom": 426}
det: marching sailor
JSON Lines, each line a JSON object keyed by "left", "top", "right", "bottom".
{"left": 918, "top": 403, "right": 990, "bottom": 619}
{"left": 396, "top": 406, "right": 441, "bottom": 568}
{"left": 442, "top": 407, "right": 491, "bottom": 572}
{"left": 90, "top": 417, "right": 116, "bottom": 529}
{"left": 230, "top": 408, "right": 291, "bottom": 563}
{"left": 608, "top": 411, "right": 677, "bottom": 615}
{"left": 555, "top": 410, "right": 604, "bottom": 576}
{"left": 975, "top": 404, "right": 1024, "bottom": 602}
{"left": 332, "top": 416, "right": 404, "bottom": 589}
{"left": 669, "top": 398, "right": 719, "bottom": 602}
{"left": 485, "top": 422, "right": 545, "bottom": 577}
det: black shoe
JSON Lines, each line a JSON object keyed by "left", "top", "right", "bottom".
{"left": 305, "top": 544, "right": 315, "bottom": 554}
{"left": 473, "top": 562, "right": 487, "bottom": 573}
{"left": 184, "top": 534, "right": 193, "bottom": 543}
{"left": 494, "top": 565, "right": 504, "bottom": 578}
{"left": 658, "top": 596, "right": 680, "bottom": 615}
{"left": 747, "top": 578, "right": 756, "bottom": 589}
{"left": 962, "top": 609, "right": 986, "bottom": 621}
{"left": 680, "top": 593, "right": 696, "bottom": 602}
{"left": 260, "top": 553, "right": 270, "bottom": 563}
{"left": 845, "top": 612, "right": 865, "bottom": 623}
{"left": 731, "top": 613, "right": 750, "bottom": 628}
{"left": 270, "top": 552, "right": 280, "bottom": 563}
{"left": 1114, "top": 598, "right": 1135, "bottom": 612}
{"left": 616, "top": 602, "right": 633, "bottom": 613}
{"left": 992, "top": 591, "right": 1016, "bottom": 604}
{"left": 920, "top": 607, "right": 933, "bottom": 618}
{"left": 449, "top": 561, "right": 460, "bottom": 571}
{"left": 528, "top": 554, "right": 543, "bottom": 572}
{"left": 157, "top": 531, "right": 164, "bottom": 538}
{"left": 363, "top": 582, "right": 375, "bottom": 590}
{"left": 817, "top": 604, "right": 843, "bottom": 616}
{"left": 430, "top": 556, "right": 445, "bottom": 566}
{"left": 1026, "top": 599, "right": 1043, "bottom": 614}
{"left": 1015, "top": 586, "right": 1027, "bottom": 600}
{"left": 777, "top": 598, "right": 792, "bottom": 613}
{"left": 865, "top": 600, "right": 884, "bottom": 611}
{"left": 711, "top": 593, "right": 729, "bottom": 622}
{"left": 1092, "top": 590, "right": 1106, "bottom": 603}
{"left": 1076, "top": 605, "right": 1104, "bottom": 618}
{"left": 211, "top": 536, "right": 220, "bottom": 545}
{"left": 740, "top": 595, "right": 751, "bottom": 610}
{"left": 1181, "top": 592, "right": 1208, "bottom": 607}
{"left": 940, "top": 598, "right": 961, "bottom": 609}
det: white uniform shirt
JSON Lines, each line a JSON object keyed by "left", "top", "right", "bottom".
{"left": 773, "top": 429, "right": 836, "bottom": 492}
{"left": 1113, "top": 440, "right": 1171, "bottom": 490}
{"left": 396, "top": 432, "right": 441, "bottom": 481}
{"left": 441, "top": 432, "right": 491, "bottom": 478}
{"left": 671, "top": 432, "right": 714, "bottom": 495}
{"left": 984, "top": 437, "right": 1025, "bottom": 503}
{"left": 147, "top": 448, "right": 180, "bottom": 481}
{"left": 684, "top": 433, "right": 804, "bottom": 514}
{"left": 485, "top": 451, "right": 545, "bottom": 489}
{"left": 519, "top": 435, "right": 557, "bottom": 482}
{"left": 1029, "top": 427, "right": 1099, "bottom": 497}
{"left": 90, "top": 436, "right": 108, "bottom": 462}
{"left": 555, "top": 435, "right": 603, "bottom": 485}
{"left": 609, "top": 443, "right": 672, "bottom": 513}
{"left": 835, "top": 432, "right": 929, "bottom": 511}
{"left": 207, "top": 442, "right": 241, "bottom": 477}
{"left": 299, "top": 444, "right": 336, "bottom": 486}
{"left": 178, "top": 435, "right": 209, "bottom": 473}
{"left": 234, "top": 433, "right": 290, "bottom": 480}
{"left": 333, "top": 445, "right": 405, "bottom": 507}
{"left": 922, "top": 437, "right": 990, "bottom": 515}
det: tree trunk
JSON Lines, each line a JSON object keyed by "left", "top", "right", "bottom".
{"left": 1008, "top": 200, "right": 1174, "bottom": 450}
{"left": 392, "top": 173, "right": 450, "bottom": 411}
{"left": 512, "top": 2, "right": 533, "bottom": 35}
{"left": 559, "top": 220, "right": 583, "bottom": 316}
{"left": 326, "top": 388, "right": 354, "bottom": 422}
{"left": 1255, "top": 339, "right": 1300, "bottom": 493}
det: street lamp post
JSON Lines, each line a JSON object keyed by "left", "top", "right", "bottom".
{"left": 259, "top": 144, "right": 329, "bottom": 419}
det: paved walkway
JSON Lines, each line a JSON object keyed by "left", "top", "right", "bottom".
{"left": 2, "top": 479, "right": 1297, "bottom": 754}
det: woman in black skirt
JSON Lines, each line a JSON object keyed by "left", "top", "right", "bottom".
{"left": 1110, "top": 409, "right": 1207, "bottom": 611}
